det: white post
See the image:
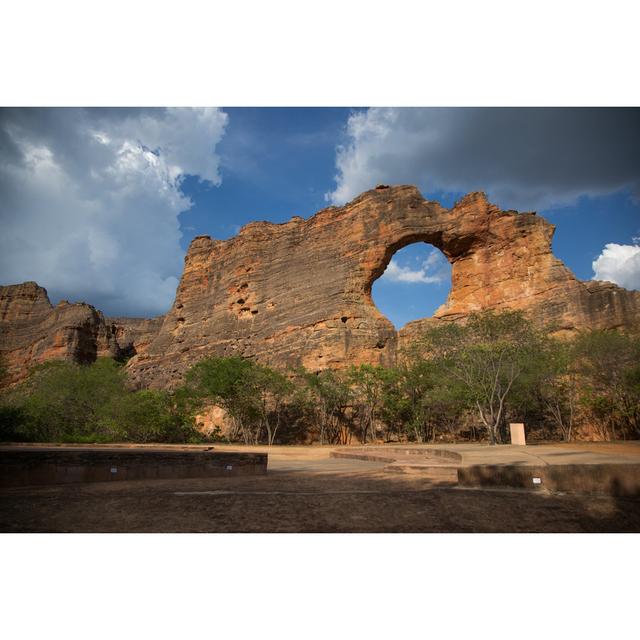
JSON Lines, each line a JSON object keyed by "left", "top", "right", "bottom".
{"left": 509, "top": 423, "right": 526, "bottom": 445}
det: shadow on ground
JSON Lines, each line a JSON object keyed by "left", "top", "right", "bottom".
{"left": 1, "top": 467, "right": 639, "bottom": 533}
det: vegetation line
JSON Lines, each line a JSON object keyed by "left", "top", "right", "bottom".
{"left": 1, "top": 310, "right": 638, "bottom": 446}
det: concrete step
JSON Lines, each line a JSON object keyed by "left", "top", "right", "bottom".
{"left": 384, "top": 463, "right": 459, "bottom": 484}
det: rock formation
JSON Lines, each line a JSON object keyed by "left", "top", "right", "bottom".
{"left": 106, "top": 316, "right": 165, "bottom": 360}
{"left": 0, "top": 282, "right": 162, "bottom": 385}
{"left": 2, "top": 185, "right": 639, "bottom": 389}
{"left": 126, "top": 185, "right": 640, "bottom": 388}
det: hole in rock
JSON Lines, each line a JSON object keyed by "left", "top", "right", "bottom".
{"left": 341, "top": 316, "right": 348, "bottom": 323}
{"left": 371, "top": 242, "right": 452, "bottom": 329}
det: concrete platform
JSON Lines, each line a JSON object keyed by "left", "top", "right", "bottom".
{"left": 329, "top": 442, "right": 640, "bottom": 495}
{"left": 3, "top": 441, "right": 639, "bottom": 495}
{"left": 2, "top": 443, "right": 640, "bottom": 531}
{"left": 0, "top": 444, "right": 268, "bottom": 488}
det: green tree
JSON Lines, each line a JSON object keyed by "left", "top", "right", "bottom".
{"left": 573, "top": 331, "right": 640, "bottom": 440}
{"left": 304, "top": 368, "right": 352, "bottom": 444}
{"left": 252, "top": 365, "right": 294, "bottom": 445}
{"left": 185, "top": 356, "right": 299, "bottom": 445}
{"left": 532, "top": 337, "right": 579, "bottom": 441}
{"left": 102, "top": 389, "right": 197, "bottom": 443}
{"left": 376, "top": 366, "right": 409, "bottom": 442}
{"left": 186, "top": 356, "right": 259, "bottom": 443}
{"left": 1, "top": 357, "right": 198, "bottom": 444}
{"left": 413, "top": 310, "right": 546, "bottom": 444}
{"left": 395, "top": 351, "right": 467, "bottom": 443}
{"left": 347, "top": 364, "right": 389, "bottom": 444}
{"left": 15, "top": 358, "right": 128, "bottom": 442}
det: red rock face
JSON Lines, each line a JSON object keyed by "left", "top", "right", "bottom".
{"left": 0, "top": 282, "right": 118, "bottom": 385}
{"left": 0, "top": 283, "right": 163, "bottom": 386}
{"left": 124, "top": 185, "right": 639, "bottom": 388}
{"left": 105, "top": 317, "right": 165, "bottom": 359}
{"left": 2, "top": 186, "right": 639, "bottom": 389}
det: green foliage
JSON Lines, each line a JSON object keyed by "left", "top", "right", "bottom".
{"left": 186, "top": 356, "right": 297, "bottom": 445}
{"left": 409, "top": 310, "right": 548, "bottom": 444}
{"left": 395, "top": 358, "right": 467, "bottom": 443}
{"left": 572, "top": 331, "right": 640, "bottom": 440}
{"left": 347, "top": 364, "right": 388, "bottom": 443}
{"left": 529, "top": 337, "right": 580, "bottom": 441}
{"left": 0, "top": 403, "right": 28, "bottom": 442}
{"left": 303, "top": 368, "right": 352, "bottom": 444}
{"left": 8, "top": 358, "right": 128, "bottom": 442}
{"left": 1, "top": 320, "right": 638, "bottom": 446}
{"left": 100, "top": 389, "right": 197, "bottom": 443}
{"left": 0, "top": 358, "right": 198, "bottom": 443}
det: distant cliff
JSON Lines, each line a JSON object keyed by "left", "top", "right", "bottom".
{"left": 0, "top": 282, "right": 162, "bottom": 385}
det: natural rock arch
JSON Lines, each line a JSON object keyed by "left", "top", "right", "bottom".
{"left": 2, "top": 185, "right": 638, "bottom": 388}
{"left": 123, "top": 185, "right": 640, "bottom": 388}
{"left": 368, "top": 239, "right": 453, "bottom": 329}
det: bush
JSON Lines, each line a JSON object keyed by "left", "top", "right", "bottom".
{"left": 100, "top": 389, "right": 196, "bottom": 443}
{"left": 0, "top": 358, "right": 199, "bottom": 443}
{"left": 2, "top": 321, "right": 639, "bottom": 446}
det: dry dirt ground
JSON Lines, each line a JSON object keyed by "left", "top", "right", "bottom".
{"left": 1, "top": 444, "right": 640, "bottom": 533}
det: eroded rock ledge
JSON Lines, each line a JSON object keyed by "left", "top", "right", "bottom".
{"left": 2, "top": 185, "right": 639, "bottom": 388}
{"left": 0, "top": 282, "right": 162, "bottom": 385}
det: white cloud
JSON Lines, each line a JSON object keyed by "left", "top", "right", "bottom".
{"left": 0, "top": 108, "right": 228, "bottom": 316}
{"left": 327, "top": 108, "right": 640, "bottom": 210}
{"left": 592, "top": 242, "right": 640, "bottom": 290}
{"left": 381, "top": 250, "right": 448, "bottom": 284}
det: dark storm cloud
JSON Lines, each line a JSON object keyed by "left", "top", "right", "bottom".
{"left": 0, "top": 107, "right": 227, "bottom": 317}
{"left": 329, "top": 107, "right": 640, "bottom": 211}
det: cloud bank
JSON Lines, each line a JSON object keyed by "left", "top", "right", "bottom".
{"left": 328, "top": 108, "right": 640, "bottom": 211}
{"left": 381, "top": 249, "right": 448, "bottom": 285}
{"left": 592, "top": 242, "right": 640, "bottom": 291}
{"left": 0, "top": 108, "right": 227, "bottom": 316}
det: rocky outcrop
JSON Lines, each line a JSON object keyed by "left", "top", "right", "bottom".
{"left": 0, "top": 282, "right": 163, "bottom": 385}
{"left": 0, "top": 282, "right": 119, "bottom": 385}
{"left": 106, "top": 316, "right": 165, "bottom": 359}
{"left": 124, "top": 185, "right": 640, "bottom": 388}
{"left": 2, "top": 186, "right": 639, "bottom": 389}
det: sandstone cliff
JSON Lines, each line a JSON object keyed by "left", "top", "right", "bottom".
{"left": 124, "top": 185, "right": 640, "bottom": 388}
{"left": 106, "top": 316, "right": 165, "bottom": 360}
{"left": 2, "top": 186, "right": 639, "bottom": 389}
{"left": 0, "top": 282, "right": 163, "bottom": 385}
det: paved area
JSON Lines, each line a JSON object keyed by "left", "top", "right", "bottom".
{"left": 2, "top": 442, "right": 639, "bottom": 532}
{"left": 2, "top": 466, "right": 639, "bottom": 532}
{"left": 432, "top": 442, "right": 640, "bottom": 466}
{"left": 9, "top": 441, "right": 639, "bottom": 468}
{"left": 213, "top": 441, "right": 640, "bottom": 470}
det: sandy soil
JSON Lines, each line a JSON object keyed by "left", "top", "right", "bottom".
{"left": 2, "top": 460, "right": 639, "bottom": 532}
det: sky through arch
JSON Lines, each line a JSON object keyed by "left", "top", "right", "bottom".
{"left": 371, "top": 243, "right": 452, "bottom": 329}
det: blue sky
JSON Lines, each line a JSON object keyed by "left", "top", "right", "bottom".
{"left": 178, "top": 108, "right": 354, "bottom": 243}
{"left": 178, "top": 108, "right": 640, "bottom": 328}
{"left": 1, "top": 107, "right": 639, "bottom": 326}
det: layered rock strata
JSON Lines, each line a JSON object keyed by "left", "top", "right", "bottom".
{"left": 2, "top": 186, "right": 639, "bottom": 389}
{"left": 0, "top": 282, "right": 162, "bottom": 385}
{"left": 124, "top": 185, "right": 640, "bottom": 388}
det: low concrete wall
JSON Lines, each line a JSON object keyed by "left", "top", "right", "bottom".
{"left": 406, "top": 447, "right": 463, "bottom": 463}
{"left": 331, "top": 447, "right": 462, "bottom": 464}
{"left": 0, "top": 447, "right": 268, "bottom": 488}
{"left": 457, "top": 463, "right": 640, "bottom": 496}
